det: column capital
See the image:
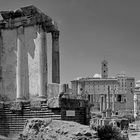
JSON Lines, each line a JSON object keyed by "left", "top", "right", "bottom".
{"left": 51, "top": 31, "right": 59, "bottom": 39}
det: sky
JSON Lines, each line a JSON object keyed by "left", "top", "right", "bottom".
{"left": 0, "top": 0, "right": 140, "bottom": 84}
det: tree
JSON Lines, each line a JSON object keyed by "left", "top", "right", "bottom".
{"left": 96, "top": 124, "right": 125, "bottom": 140}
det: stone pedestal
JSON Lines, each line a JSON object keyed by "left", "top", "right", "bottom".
{"left": 52, "top": 31, "right": 60, "bottom": 84}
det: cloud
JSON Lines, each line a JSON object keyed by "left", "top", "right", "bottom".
{"left": 93, "top": 73, "right": 101, "bottom": 78}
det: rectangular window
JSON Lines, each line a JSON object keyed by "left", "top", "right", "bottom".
{"left": 117, "top": 95, "right": 122, "bottom": 102}
{"left": 88, "top": 94, "right": 90, "bottom": 101}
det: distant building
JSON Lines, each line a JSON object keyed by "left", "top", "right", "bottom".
{"left": 134, "top": 80, "right": 140, "bottom": 118}
{"left": 116, "top": 73, "right": 135, "bottom": 113}
{"left": 71, "top": 77, "right": 118, "bottom": 113}
{"left": 101, "top": 60, "right": 108, "bottom": 79}
{"left": 71, "top": 60, "right": 135, "bottom": 114}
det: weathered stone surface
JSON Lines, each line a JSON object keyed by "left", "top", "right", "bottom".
{"left": 0, "top": 5, "right": 60, "bottom": 101}
{"left": 10, "top": 101, "right": 22, "bottom": 111}
{"left": 0, "top": 26, "right": 47, "bottom": 100}
{"left": 21, "top": 118, "right": 97, "bottom": 140}
{"left": 0, "top": 5, "right": 58, "bottom": 32}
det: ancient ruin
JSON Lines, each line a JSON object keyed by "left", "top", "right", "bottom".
{"left": 0, "top": 5, "right": 60, "bottom": 101}
{"left": 0, "top": 6, "right": 89, "bottom": 137}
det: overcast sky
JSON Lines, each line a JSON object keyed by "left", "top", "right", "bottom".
{"left": 0, "top": 0, "right": 140, "bottom": 84}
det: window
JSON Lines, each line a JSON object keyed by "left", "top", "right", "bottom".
{"left": 88, "top": 95, "right": 90, "bottom": 101}
{"left": 124, "top": 98, "right": 126, "bottom": 102}
{"left": 117, "top": 95, "right": 122, "bottom": 102}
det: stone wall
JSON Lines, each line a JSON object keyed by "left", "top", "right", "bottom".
{"left": 0, "top": 101, "right": 61, "bottom": 136}
{"left": 60, "top": 98, "right": 89, "bottom": 125}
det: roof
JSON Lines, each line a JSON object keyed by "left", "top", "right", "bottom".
{"left": 71, "top": 77, "right": 118, "bottom": 83}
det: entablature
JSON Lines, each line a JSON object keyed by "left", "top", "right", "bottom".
{"left": 0, "top": 5, "right": 58, "bottom": 33}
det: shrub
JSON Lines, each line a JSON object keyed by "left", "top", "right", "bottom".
{"left": 96, "top": 124, "right": 125, "bottom": 140}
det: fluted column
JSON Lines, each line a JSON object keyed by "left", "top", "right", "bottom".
{"left": 16, "top": 26, "right": 24, "bottom": 100}
{"left": 51, "top": 31, "right": 60, "bottom": 83}
{"left": 38, "top": 26, "right": 47, "bottom": 98}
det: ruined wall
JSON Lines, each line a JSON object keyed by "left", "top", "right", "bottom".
{"left": 0, "top": 26, "right": 47, "bottom": 100}
{"left": 0, "top": 101, "right": 61, "bottom": 136}
{"left": 60, "top": 98, "right": 88, "bottom": 125}
{"left": 125, "top": 78, "right": 135, "bottom": 111}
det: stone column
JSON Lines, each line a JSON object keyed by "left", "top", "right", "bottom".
{"left": 16, "top": 26, "right": 24, "bottom": 100}
{"left": 107, "top": 86, "right": 110, "bottom": 109}
{"left": 38, "top": 26, "right": 47, "bottom": 98}
{"left": 100, "top": 95, "right": 104, "bottom": 112}
{"left": 103, "top": 94, "right": 107, "bottom": 110}
{"left": 77, "top": 82, "right": 81, "bottom": 95}
{"left": 112, "top": 89, "right": 115, "bottom": 112}
{"left": 0, "top": 30, "right": 2, "bottom": 80}
{"left": 134, "top": 93, "right": 138, "bottom": 118}
{"left": 51, "top": 31, "right": 60, "bottom": 84}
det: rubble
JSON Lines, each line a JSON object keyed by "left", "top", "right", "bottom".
{"left": 20, "top": 118, "right": 97, "bottom": 140}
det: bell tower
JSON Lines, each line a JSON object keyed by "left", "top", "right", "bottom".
{"left": 101, "top": 60, "right": 108, "bottom": 79}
